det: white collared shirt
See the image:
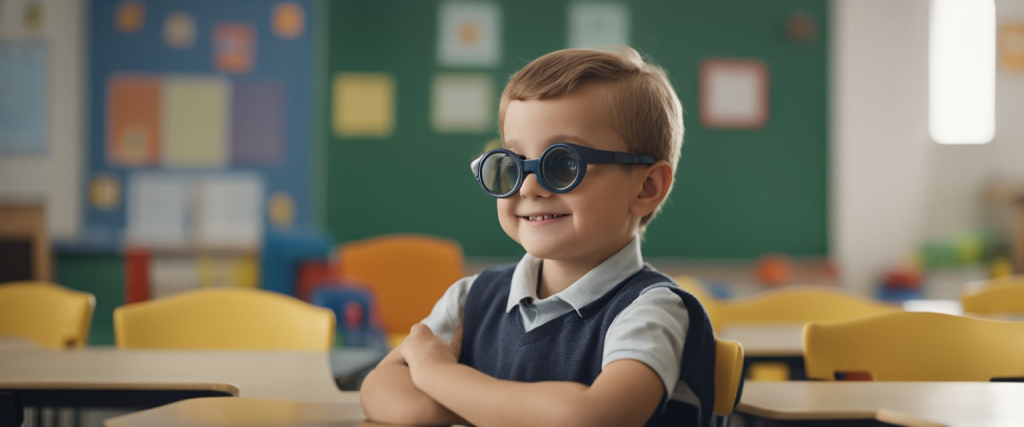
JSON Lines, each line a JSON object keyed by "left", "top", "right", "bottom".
{"left": 421, "top": 236, "right": 696, "bottom": 404}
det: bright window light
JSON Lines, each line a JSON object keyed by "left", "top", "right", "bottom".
{"left": 929, "top": 0, "right": 996, "bottom": 145}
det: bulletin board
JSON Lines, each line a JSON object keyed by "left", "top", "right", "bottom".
{"left": 84, "top": 0, "right": 316, "bottom": 243}
{"left": 324, "top": 0, "right": 829, "bottom": 259}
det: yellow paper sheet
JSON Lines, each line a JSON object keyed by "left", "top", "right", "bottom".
{"left": 162, "top": 77, "right": 229, "bottom": 167}
{"left": 332, "top": 73, "right": 395, "bottom": 138}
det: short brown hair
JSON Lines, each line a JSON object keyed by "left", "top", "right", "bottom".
{"left": 499, "top": 46, "right": 684, "bottom": 228}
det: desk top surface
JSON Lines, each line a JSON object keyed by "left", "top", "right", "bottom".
{"left": 104, "top": 397, "right": 375, "bottom": 427}
{"left": 738, "top": 381, "right": 1024, "bottom": 427}
{"left": 0, "top": 341, "right": 350, "bottom": 403}
{"left": 718, "top": 324, "right": 804, "bottom": 357}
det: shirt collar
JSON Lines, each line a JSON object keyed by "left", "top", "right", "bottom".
{"left": 505, "top": 236, "right": 645, "bottom": 316}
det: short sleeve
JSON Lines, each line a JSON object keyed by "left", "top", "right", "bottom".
{"left": 419, "top": 274, "right": 478, "bottom": 343}
{"left": 601, "top": 285, "right": 689, "bottom": 397}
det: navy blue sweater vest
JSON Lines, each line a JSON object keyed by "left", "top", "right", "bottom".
{"left": 460, "top": 264, "right": 716, "bottom": 427}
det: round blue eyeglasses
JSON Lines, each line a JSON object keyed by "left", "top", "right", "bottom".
{"left": 472, "top": 143, "right": 656, "bottom": 198}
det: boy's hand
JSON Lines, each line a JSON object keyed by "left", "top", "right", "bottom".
{"left": 401, "top": 324, "right": 459, "bottom": 376}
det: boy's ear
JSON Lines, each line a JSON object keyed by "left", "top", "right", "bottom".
{"left": 630, "top": 160, "right": 673, "bottom": 219}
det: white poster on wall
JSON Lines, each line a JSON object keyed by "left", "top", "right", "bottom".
{"left": 195, "top": 174, "right": 264, "bottom": 248}
{"left": 126, "top": 173, "right": 190, "bottom": 246}
{"left": 700, "top": 59, "right": 769, "bottom": 129}
{"left": 568, "top": 2, "right": 629, "bottom": 49}
{"left": 437, "top": 1, "right": 501, "bottom": 68}
{"left": 432, "top": 73, "right": 493, "bottom": 133}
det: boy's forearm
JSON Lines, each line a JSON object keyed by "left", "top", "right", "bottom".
{"left": 360, "top": 363, "right": 466, "bottom": 425}
{"left": 415, "top": 363, "right": 621, "bottom": 427}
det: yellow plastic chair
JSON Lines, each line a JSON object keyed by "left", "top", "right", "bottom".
{"left": 713, "top": 339, "right": 745, "bottom": 417}
{"left": 338, "top": 234, "right": 464, "bottom": 345}
{"left": 114, "top": 288, "right": 335, "bottom": 350}
{"left": 714, "top": 286, "right": 899, "bottom": 380}
{"left": 0, "top": 281, "right": 95, "bottom": 349}
{"left": 712, "top": 286, "right": 899, "bottom": 329}
{"left": 962, "top": 282, "right": 1024, "bottom": 316}
{"left": 804, "top": 311, "right": 1024, "bottom": 381}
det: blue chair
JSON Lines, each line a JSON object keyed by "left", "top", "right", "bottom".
{"left": 311, "top": 284, "right": 385, "bottom": 348}
{"left": 260, "top": 229, "right": 333, "bottom": 296}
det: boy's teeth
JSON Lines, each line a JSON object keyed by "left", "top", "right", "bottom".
{"left": 528, "top": 214, "right": 563, "bottom": 220}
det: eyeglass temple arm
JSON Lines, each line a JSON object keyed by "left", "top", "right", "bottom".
{"left": 612, "top": 152, "right": 656, "bottom": 165}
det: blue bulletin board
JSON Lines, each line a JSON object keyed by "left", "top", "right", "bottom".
{"left": 84, "top": 0, "right": 316, "bottom": 241}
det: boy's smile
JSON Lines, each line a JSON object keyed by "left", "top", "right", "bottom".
{"left": 517, "top": 212, "right": 571, "bottom": 225}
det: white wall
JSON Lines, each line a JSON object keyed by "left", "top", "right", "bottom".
{"left": 831, "top": 0, "right": 932, "bottom": 294}
{"left": 0, "top": 0, "right": 85, "bottom": 239}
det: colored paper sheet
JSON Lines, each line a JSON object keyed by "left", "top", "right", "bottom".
{"left": 332, "top": 73, "right": 395, "bottom": 138}
{"left": 107, "top": 75, "right": 161, "bottom": 165}
{"left": 231, "top": 81, "right": 284, "bottom": 165}
{"left": 162, "top": 76, "right": 230, "bottom": 168}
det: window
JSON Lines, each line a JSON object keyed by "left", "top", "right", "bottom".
{"left": 929, "top": 0, "right": 996, "bottom": 145}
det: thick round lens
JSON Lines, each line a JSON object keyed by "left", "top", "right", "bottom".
{"left": 480, "top": 152, "right": 519, "bottom": 195}
{"left": 541, "top": 147, "right": 579, "bottom": 190}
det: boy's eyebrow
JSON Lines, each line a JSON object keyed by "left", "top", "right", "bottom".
{"left": 547, "top": 134, "right": 595, "bottom": 148}
{"left": 503, "top": 135, "right": 596, "bottom": 151}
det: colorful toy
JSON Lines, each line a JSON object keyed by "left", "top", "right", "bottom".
{"left": 756, "top": 253, "right": 792, "bottom": 286}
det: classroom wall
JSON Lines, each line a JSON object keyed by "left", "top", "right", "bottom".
{"left": 831, "top": 0, "right": 931, "bottom": 294}
{"left": 0, "top": 0, "right": 85, "bottom": 239}
{"left": 15, "top": 0, "right": 1016, "bottom": 298}
{"left": 325, "top": 0, "right": 830, "bottom": 259}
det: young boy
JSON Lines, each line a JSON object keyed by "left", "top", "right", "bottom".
{"left": 360, "top": 47, "right": 715, "bottom": 427}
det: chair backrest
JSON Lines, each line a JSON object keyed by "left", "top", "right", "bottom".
{"left": 114, "top": 287, "right": 335, "bottom": 350}
{"left": 711, "top": 286, "right": 899, "bottom": 329}
{"left": 713, "top": 339, "right": 745, "bottom": 415}
{"left": 803, "top": 311, "right": 1024, "bottom": 381}
{"left": 337, "top": 234, "right": 464, "bottom": 335}
{"left": 961, "top": 282, "right": 1024, "bottom": 315}
{"left": 0, "top": 281, "right": 95, "bottom": 349}
{"left": 674, "top": 276, "right": 714, "bottom": 302}
{"left": 962, "top": 275, "right": 1024, "bottom": 295}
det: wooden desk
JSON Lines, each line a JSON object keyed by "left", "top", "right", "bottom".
{"left": 0, "top": 345, "right": 357, "bottom": 425}
{"left": 104, "top": 397, "right": 376, "bottom": 427}
{"left": 738, "top": 381, "right": 1024, "bottom": 427}
{"left": 719, "top": 324, "right": 807, "bottom": 379}
{"left": 0, "top": 346, "right": 349, "bottom": 402}
{"left": 719, "top": 324, "right": 804, "bottom": 358}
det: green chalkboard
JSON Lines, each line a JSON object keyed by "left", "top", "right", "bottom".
{"left": 324, "top": 0, "right": 828, "bottom": 258}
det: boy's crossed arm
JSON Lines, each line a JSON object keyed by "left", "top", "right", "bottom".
{"left": 360, "top": 326, "right": 468, "bottom": 426}
{"left": 362, "top": 323, "right": 664, "bottom": 427}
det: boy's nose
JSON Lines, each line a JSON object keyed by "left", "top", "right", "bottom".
{"left": 519, "top": 173, "right": 551, "bottom": 199}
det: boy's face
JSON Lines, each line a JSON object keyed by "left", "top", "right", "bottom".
{"left": 500, "top": 82, "right": 643, "bottom": 263}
